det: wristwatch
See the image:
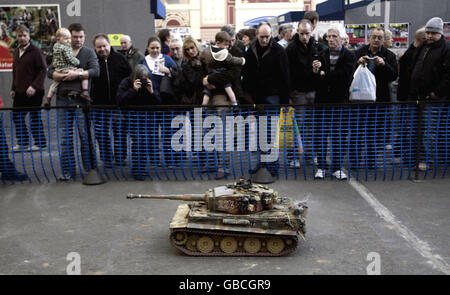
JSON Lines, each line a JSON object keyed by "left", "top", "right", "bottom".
{"left": 79, "top": 72, "right": 83, "bottom": 80}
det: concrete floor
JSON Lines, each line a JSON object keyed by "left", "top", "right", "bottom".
{"left": 0, "top": 178, "right": 449, "bottom": 275}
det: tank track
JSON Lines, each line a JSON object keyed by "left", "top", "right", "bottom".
{"left": 169, "top": 228, "right": 299, "bottom": 256}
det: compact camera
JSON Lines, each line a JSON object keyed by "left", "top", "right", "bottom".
{"left": 140, "top": 79, "right": 149, "bottom": 87}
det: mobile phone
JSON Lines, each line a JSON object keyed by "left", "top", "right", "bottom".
{"left": 313, "top": 54, "right": 319, "bottom": 61}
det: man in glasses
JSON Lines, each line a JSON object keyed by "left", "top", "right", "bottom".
{"left": 353, "top": 27, "right": 398, "bottom": 172}
{"left": 169, "top": 38, "right": 183, "bottom": 67}
{"left": 356, "top": 28, "right": 398, "bottom": 102}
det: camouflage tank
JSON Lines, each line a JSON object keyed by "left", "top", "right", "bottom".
{"left": 126, "top": 178, "right": 308, "bottom": 256}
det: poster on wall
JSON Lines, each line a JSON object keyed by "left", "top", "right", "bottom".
{"left": 367, "top": 23, "right": 409, "bottom": 49}
{"left": 345, "top": 24, "right": 366, "bottom": 50}
{"left": 444, "top": 22, "right": 450, "bottom": 41}
{"left": 0, "top": 4, "right": 61, "bottom": 72}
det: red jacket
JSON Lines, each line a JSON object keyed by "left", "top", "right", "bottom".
{"left": 11, "top": 42, "right": 47, "bottom": 93}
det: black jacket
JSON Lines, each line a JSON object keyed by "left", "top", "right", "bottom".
{"left": 242, "top": 38, "right": 290, "bottom": 104}
{"left": 91, "top": 48, "right": 132, "bottom": 105}
{"left": 398, "top": 42, "right": 420, "bottom": 101}
{"left": 355, "top": 45, "right": 398, "bottom": 102}
{"left": 315, "top": 47, "right": 356, "bottom": 104}
{"left": 409, "top": 36, "right": 450, "bottom": 100}
{"left": 203, "top": 45, "right": 246, "bottom": 102}
{"left": 181, "top": 58, "right": 205, "bottom": 105}
{"left": 285, "top": 34, "right": 320, "bottom": 93}
{"left": 116, "top": 77, "right": 159, "bottom": 106}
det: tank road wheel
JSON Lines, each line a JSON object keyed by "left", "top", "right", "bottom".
{"left": 197, "top": 236, "right": 215, "bottom": 253}
{"left": 220, "top": 237, "right": 238, "bottom": 254}
{"left": 267, "top": 237, "right": 285, "bottom": 254}
{"left": 172, "top": 232, "right": 188, "bottom": 245}
{"left": 186, "top": 235, "right": 199, "bottom": 252}
{"left": 243, "top": 237, "right": 261, "bottom": 254}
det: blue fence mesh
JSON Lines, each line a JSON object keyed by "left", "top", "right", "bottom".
{"left": 0, "top": 103, "right": 448, "bottom": 184}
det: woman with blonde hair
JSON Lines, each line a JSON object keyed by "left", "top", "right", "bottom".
{"left": 181, "top": 36, "right": 204, "bottom": 105}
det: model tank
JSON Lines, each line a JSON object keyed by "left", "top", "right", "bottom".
{"left": 126, "top": 178, "right": 308, "bottom": 256}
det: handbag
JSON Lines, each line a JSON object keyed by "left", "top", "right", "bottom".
{"left": 160, "top": 74, "right": 177, "bottom": 104}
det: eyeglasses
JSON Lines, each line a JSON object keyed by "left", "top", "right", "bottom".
{"left": 371, "top": 35, "right": 384, "bottom": 40}
{"left": 170, "top": 47, "right": 181, "bottom": 51}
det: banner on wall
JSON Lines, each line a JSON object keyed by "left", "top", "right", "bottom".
{"left": 444, "top": 22, "right": 450, "bottom": 41}
{"left": 0, "top": 4, "right": 61, "bottom": 72}
{"left": 345, "top": 24, "right": 367, "bottom": 50}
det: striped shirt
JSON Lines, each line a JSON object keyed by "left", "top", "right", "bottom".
{"left": 329, "top": 49, "right": 340, "bottom": 72}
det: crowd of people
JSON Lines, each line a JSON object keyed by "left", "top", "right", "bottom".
{"left": 1, "top": 11, "right": 449, "bottom": 181}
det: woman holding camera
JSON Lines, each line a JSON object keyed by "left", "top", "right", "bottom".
{"left": 117, "top": 64, "right": 158, "bottom": 180}
{"left": 138, "top": 36, "right": 177, "bottom": 102}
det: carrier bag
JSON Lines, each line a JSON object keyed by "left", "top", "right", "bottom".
{"left": 349, "top": 65, "right": 377, "bottom": 101}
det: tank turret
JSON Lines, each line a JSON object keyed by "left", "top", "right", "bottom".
{"left": 127, "top": 178, "right": 279, "bottom": 214}
{"left": 127, "top": 178, "right": 308, "bottom": 256}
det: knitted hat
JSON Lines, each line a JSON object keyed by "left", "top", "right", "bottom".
{"left": 425, "top": 17, "right": 443, "bottom": 35}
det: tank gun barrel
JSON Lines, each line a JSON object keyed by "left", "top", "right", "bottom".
{"left": 126, "top": 193, "right": 206, "bottom": 201}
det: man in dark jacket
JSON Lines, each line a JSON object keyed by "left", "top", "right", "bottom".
{"left": 397, "top": 27, "right": 426, "bottom": 101}
{"left": 314, "top": 27, "right": 356, "bottom": 180}
{"left": 356, "top": 27, "right": 398, "bottom": 102}
{"left": 409, "top": 18, "right": 450, "bottom": 101}
{"left": 241, "top": 22, "right": 290, "bottom": 178}
{"left": 352, "top": 27, "right": 398, "bottom": 173}
{"left": 10, "top": 25, "right": 47, "bottom": 152}
{"left": 91, "top": 34, "right": 132, "bottom": 167}
{"left": 118, "top": 35, "right": 144, "bottom": 71}
{"left": 204, "top": 25, "right": 247, "bottom": 104}
{"left": 286, "top": 19, "right": 319, "bottom": 104}
{"left": 408, "top": 17, "right": 450, "bottom": 170}
{"left": 393, "top": 28, "right": 426, "bottom": 166}
{"left": 285, "top": 19, "right": 320, "bottom": 168}
{"left": 242, "top": 23, "right": 290, "bottom": 105}
{"left": 117, "top": 64, "right": 158, "bottom": 180}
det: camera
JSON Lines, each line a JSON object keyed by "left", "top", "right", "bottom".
{"left": 313, "top": 54, "right": 319, "bottom": 61}
{"left": 140, "top": 79, "right": 148, "bottom": 87}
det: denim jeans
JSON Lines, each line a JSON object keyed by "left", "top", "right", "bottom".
{"left": 56, "top": 96, "right": 92, "bottom": 177}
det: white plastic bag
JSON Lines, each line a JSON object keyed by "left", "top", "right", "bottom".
{"left": 349, "top": 65, "right": 377, "bottom": 101}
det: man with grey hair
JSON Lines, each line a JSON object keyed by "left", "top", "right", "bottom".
{"left": 353, "top": 27, "right": 397, "bottom": 172}
{"left": 169, "top": 38, "right": 183, "bottom": 67}
{"left": 119, "top": 34, "right": 144, "bottom": 71}
{"left": 314, "top": 26, "right": 356, "bottom": 179}
{"left": 221, "top": 24, "right": 245, "bottom": 51}
{"left": 356, "top": 27, "right": 398, "bottom": 102}
{"left": 277, "top": 24, "right": 294, "bottom": 48}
